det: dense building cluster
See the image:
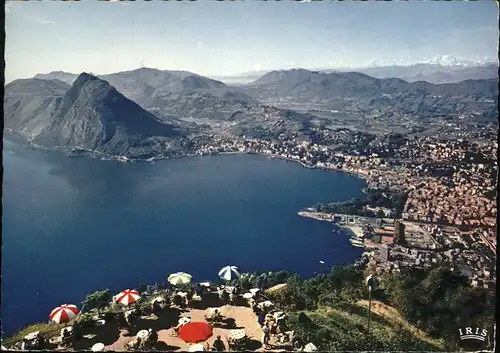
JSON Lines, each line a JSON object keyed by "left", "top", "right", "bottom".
{"left": 189, "top": 127, "right": 497, "bottom": 289}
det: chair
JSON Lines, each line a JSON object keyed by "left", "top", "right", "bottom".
{"left": 125, "top": 340, "right": 139, "bottom": 351}
{"left": 170, "top": 328, "right": 179, "bottom": 337}
{"left": 49, "top": 336, "right": 62, "bottom": 345}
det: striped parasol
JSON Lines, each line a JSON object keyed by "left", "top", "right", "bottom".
{"left": 115, "top": 289, "right": 141, "bottom": 305}
{"left": 49, "top": 304, "right": 80, "bottom": 324}
{"left": 168, "top": 272, "right": 193, "bottom": 286}
{"left": 218, "top": 266, "right": 240, "bottom": 281}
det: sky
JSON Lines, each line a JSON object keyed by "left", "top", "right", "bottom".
{"left": 5, "top": 0, "right": 499, "bottom": 83}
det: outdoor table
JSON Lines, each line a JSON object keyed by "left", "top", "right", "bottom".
{"left": 60, "top": 326, "right": 74, "bottom": 336}
{"left": 24, "top": 331, "right": 40, "bottom": 341}
{"left": 249, "top": 288, "right": 260, "bottom": 295}
{"left": 49, "top": 336, "right": 62, "bottom": 345}
{"left": 242, "top": 293, "right": 253, "bottom": 299}
{"left": 258, "top": 302, "right": 270, "bottom": 309}
{"left": 91, "top": 343, "right": 105, "bottom": 352}
{"left": 151, "top": 297, "right": 165, "bottom": 304}
{"left": 177, "top": 292, "right": 188, "bottom": 297}
{"left": 199, "top": 282, "right": 210, "bottom": 287}
{"left": 178, "top": 317, "right": 191, "bottom": 326}
{"left": 96, "top": 319, "right": 106, "bottom": 327}
{"left": 188, "top": 343, "right": 205, "bottom": 352}
{"left": 273, "top": 311, "right": 286, "bottom": 320}
{"left": 304, "top": 342, "right": 318, "bottom": 352}
{"left": 141, "top": 315, "right": 158, "bottom": 321}
{"left": 224, "top": 286, "right": 235, "bottom": 292}
{"left": 136, "top": 330, "right": 149, "bottom": 341}
{"left": 229, "top": 329, "right": 246, "bottom": 341}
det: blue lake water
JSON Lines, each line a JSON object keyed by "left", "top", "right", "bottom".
{"left": 1, "top": 137, "right": 366, "bottom": 336}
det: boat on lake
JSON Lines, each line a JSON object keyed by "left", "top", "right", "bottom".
{"left": 350, "top": 239, "right": 364, "bottom": 247}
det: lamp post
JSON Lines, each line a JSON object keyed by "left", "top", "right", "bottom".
{"left": 365, "top": 275, "right": 376, "bottom": 336}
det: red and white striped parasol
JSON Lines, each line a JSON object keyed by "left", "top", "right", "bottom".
{"left": 49, "top": 304, "right": 80, "bottom": 324}
{"left": 115, "top": 289, "right": 141, "bottom": 305}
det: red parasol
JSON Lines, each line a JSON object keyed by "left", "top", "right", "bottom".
{"left": 49, "top": 304, "right": 80, "bottom": 324}
{"left": 179, "top": 322, "right": 213, "bottom": 343}
{"left": 115, "top": 289, "right": 141, "bottom": 306}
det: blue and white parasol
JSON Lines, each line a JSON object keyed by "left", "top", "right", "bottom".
{"left": 218, "top": 266, "right": 241, "bottom": 281}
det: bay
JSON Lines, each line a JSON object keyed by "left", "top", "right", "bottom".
{"left": 1, "top": 137, "right": 366, "bottom": 335}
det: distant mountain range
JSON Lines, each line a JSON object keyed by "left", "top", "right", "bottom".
{"left": 242, "top": 68, "right": 498, "bottom": 119}
{"left": 35, "top": 68, "right": 257, "bottom": 105}
{"left": 5, "top": 66, "right": 498, "bottom": 158}
{"left": 328, "top": 63, "right": 498, "bottom": 84}
{"left": 208, "top": 58, "right": 498, "bottom": 85}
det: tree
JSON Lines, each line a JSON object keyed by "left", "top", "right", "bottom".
{"left": 81, "top": 289, "right": 111, "bottom": 313}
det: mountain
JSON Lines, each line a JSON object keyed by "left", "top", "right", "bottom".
{"left": 5, "top": 73, "right": 187, "bottom": 157}
{"left": 328, "top": 63, "right": 498, "bottom": 84}
{"left": 243, "top": 69, "right": 498, "bottom": 120}
{"left": 32, "top": 68, "right": 259, "bottom": 124}
{"left": 4, "top": 78, "right": 71, "bottom": 135}
{"left": 34, "top": 68, "right": 257, "bottom": 105}
{"left": 34, "top": 71, "right": 79, "bottom": 85}
{"left": 420, "top": 55, "right": 495, "bottom": 67}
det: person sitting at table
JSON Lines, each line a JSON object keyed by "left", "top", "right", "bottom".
{"left": 291, "top": 333, "right": 302, "bottom": 350}
{"left": 63, "top": 328, "right": 73, "bottom": 341}
{"left": 213, "top": 335, "right": 226, "bottom": 352}
{"left": 172, "top": 295, "right": 183, "bottom": 307}
{"left": 253, "top": 303, "right": 261, "bottom": 315}
{"left": 221, "top": 291, "right": 230, "bottom": 304}
{"left": 269, "top": 321, "right": 278, "bottom": 335}
{"left": 125, "top": 311, "right": 134, "bottom": 326}
{"left": 215, "top": 308, "right": 224, "bottom": 321}
{"left": 37, "top": 335, "right": 46, "bottom": 349}
{"left": 173, "top": 319, "right": 187, "bottom": 333}
{"left": 151, "top": 300, "right": 159, "bottom": 313}
{"left": 61, "top": 329, "right": 72, "bottom": 347}
{"left": 72, "top": 323, "right": 83, "bottom": 341}
{"left": 149, "top": 328, "right": 158, "bottom": 347}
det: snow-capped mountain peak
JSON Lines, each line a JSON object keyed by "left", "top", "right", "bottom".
{"left": 423, "top": 55, "right": 497, "bottom": 67}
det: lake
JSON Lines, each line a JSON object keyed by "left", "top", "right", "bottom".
{"left": 1, "top": 137, "right": 366, "bottom": 336}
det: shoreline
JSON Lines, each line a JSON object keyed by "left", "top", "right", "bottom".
{"left": 5, "top": 131, "right": 372, "bottom": 186}
{"left": 264, "top": 153, "right": 370, "bottom": 184}
{"left": 298, "top": 211, "right": 367, "bottom": 241}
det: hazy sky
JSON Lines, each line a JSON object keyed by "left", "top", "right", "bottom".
{"left": 5, "top": 0, "right": 499, "bottom": 82}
